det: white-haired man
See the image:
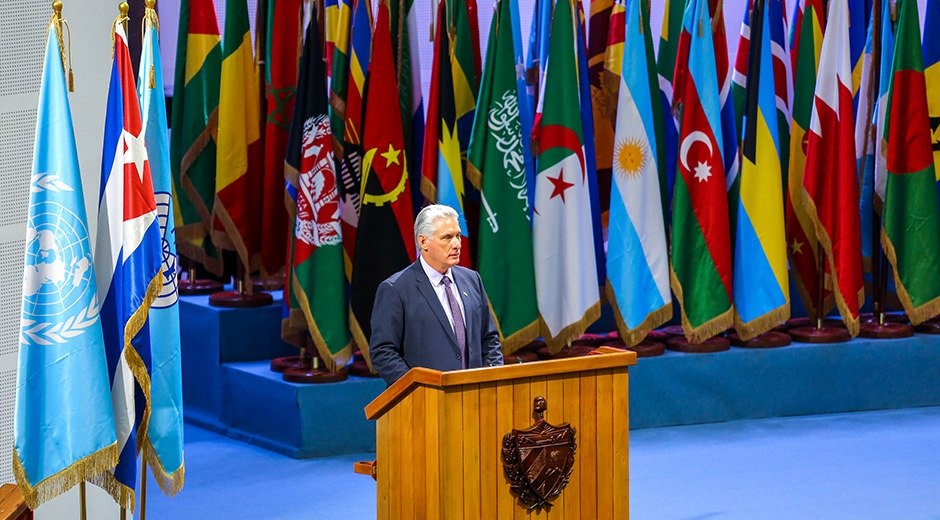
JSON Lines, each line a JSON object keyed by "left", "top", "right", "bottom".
{"left": 370, "top": 204, "right": 504, "bottom": 385}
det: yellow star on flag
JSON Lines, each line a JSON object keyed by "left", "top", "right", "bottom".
{"left": 791, "top": 239, "right": 804, "bottom": 256}
{"left": 380, "top": 144, "right": 401, "bottom": 167}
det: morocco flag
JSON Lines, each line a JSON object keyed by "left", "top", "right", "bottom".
{"left": 880, "top": 0, "right": 940, "bottom": 324}
{"left": 800, "top": 0, "right": 863, "bottom": 336}
{"left": 670, "top": 0, "right": 734, "bottom": 343}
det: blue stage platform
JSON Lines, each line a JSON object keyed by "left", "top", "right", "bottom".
{"left": 180, "top": 291, "right": 940, "bottom": 459}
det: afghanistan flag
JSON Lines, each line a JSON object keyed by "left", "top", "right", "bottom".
{"left": 533, "top": 0, "right": 601, "bottom": 351}
{"left": 169, "top": 0, "right": 223, "bottom": 275}
{"left": 286, "top": 15, "right": 354, "bottom": 371}
{"left": 349, "top": 0, "right": 416, "bottom": 363}
{"left": 670, "top": 0, "right": 734, "bottom": 343}
{"left": 607, "top": 0, "right": 672, "bottom": 346}
{"left": 466, "top": 0, "right": 539, "bottom": 353}
{"left": 214, "top": 0, "right": 264, "bottom": 278}
{"left": 800, "top": 0, "right": 864, "bottom": 336}
{"left": 786, "top": 0, "right": 829, "bottom": 318}
{"left": 733, "top": 0, "right": 790, "bottom": 340}
{"left": 880, "top": 0, "right": 940, "bottom": 324}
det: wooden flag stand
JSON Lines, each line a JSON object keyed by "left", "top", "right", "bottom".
{"left": 209, "top": 257, "right": 272, "bottom": 308}
{"left": 278, "top": 334, "right": 349, "bottom": 383}
{"left": 788, "top": 249, "right": 852, "bottom": 343}
{"left": 177, "top": 257, "right": 223, "bottom": 296}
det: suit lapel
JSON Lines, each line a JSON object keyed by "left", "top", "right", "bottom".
{"left": 412, "top": 261, "right": 460, "bottom": 352}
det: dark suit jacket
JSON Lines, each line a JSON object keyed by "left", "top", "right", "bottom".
{"left": 369, "top": 260, "right": 504, "bottom": 385}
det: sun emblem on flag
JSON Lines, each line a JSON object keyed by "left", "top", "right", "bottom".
{"left": 614, "top": 137, "right": 647, "bottom": 178}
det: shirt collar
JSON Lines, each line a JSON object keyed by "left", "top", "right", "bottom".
{"left": 419, "top": 255, "right": 452, "bottom": 286}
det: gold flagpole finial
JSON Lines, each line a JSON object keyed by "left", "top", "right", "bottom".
{"left": 51, "top": 0, "right": 74, "bottom": 91}
{"left": 52, "top": 0, "right": 62, "bottom": 15}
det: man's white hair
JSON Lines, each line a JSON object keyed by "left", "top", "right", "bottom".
{"left": 414, "top": 204, "right": 459, "bottom": 249}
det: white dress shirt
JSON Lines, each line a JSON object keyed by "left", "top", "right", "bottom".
{"left": 419, "top": 255, "right": 467, "bottom": 336}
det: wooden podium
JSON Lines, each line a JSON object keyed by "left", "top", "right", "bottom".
{"left": 360, "top": 347, "right": 637, "bottom": 519}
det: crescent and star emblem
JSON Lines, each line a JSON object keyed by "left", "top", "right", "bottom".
{"left": 680, "top": 130, "right": 715, "bottom": 183}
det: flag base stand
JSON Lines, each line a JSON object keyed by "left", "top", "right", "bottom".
{"left": 785, "top": 317, "right": 843, "bottom": 330}
{"left": 660, "top": 324, "right": 686, "bottom": 337}
{"left": 270, "top": 355, "right": 304, "bottom": 372}
{"left": 626, "top": 340, "right": 666, "bottom": 357}
{"left": 727, "top": 330, "right": 791, "bottom": 348}
{"left": 178, "top": 277, "right": 224, "bottom": 295}
{"left": 914, "top": 317, "right": 940, "bottom": 334}
{"left": 252, "top": 275, "right": 283, "bottom": 292}
{"left": 537, "top": 344, "right": 597, "bottom": 359}
{"left": 209, "top": 290, "right": 273, "bottom": 308}
{"left": 282, "top": 353, "right": 348, "bottom": 384}
{"left": 666, "top": 336, "right": 730, "bottom": 353}
{"left": 788, "top": 325, "right": 851, "bottom": 343}
{"left": 858, "top": 319, "right": 913, "bottom": 339}
{"left": 504, "top": 349, "right": 540, "bottom": 364}
{"left": 348, "top": 351, "right": 378, "bottom": 377}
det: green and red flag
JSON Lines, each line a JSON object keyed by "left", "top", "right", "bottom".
{"left": 349, "top": 0, "right": 416, "bottom": 364}
{"left": 214, "top": 0, "right": 263, "bottom": 279}
{"left": 169, "top": 0, "right": 223, "bottom": 275}
{"left": 467, "top": 0, "right": 539, "bottom": 353}
{"left": 800, "top": 0, "right": 864, "bottom": 335}
{"left": 533, "top": 0, "right": 601, "bottom": 351}
{"left": 670, "top": 0, "right": 734, "bottom": 343}
{"left": 285, "top": 15, "right": 353, "bottom": 371}
{"left": 259, "top": 0, "right": 302, "bottom": 277}
{"left": 880, "top": 0, "right": 940, "bottom": 324}
{"left": 786, "top": 0, "right": 829, "bottom": 318}
{"left": 421, "top": 0, "right": 472, "bottom": 267}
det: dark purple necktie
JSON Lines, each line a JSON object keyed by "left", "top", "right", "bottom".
{"left": 441, "top": 276, "right": 467, "bottom": 368}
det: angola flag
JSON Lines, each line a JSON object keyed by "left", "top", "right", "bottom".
{"left": 420, "top": 0, "right": 472, "bottom": 267}
{"left": 259, "top": 0, "right": 302, "bottom": 277}
{"left": 800, "top": 0, "right": 864, "bottom": 336}
{"left": 733, "top": 0, "right": 790, "bottom": 340}
{"left": 880, "top": 0, "right": 940, "bottom": 324}
{"left": 925, "top": 0, "right": 940, "bottom": 197}
{"left": 533, "top": 0, "right": 601, "bottom": 351}
{"left": 286, "top": 15, "right": 353, "bottom": 371}
{"left": 670, "top": 0, "right": 734, "bottom": 343}
{"left": 337, "top": 0, "right": 373, "bottom": 279}
{"left": 214, "top": 0, "right": 263, "bottom": 278}
{"left": 467, "top": 0, "right": 539, "bottom": 353}
{"left": 607, "top": 0, "right": 672, "bottom": 346}
{"left": 786, "top": 0, "right": 829, "bottom": 318}
{"left": 349, "top": 0, "right": 416, "bottom": 364}
{"left": 169, "top": 0, "right": 223, "bottom": 275}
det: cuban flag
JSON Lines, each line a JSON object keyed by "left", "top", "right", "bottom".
{"left": 91, "top": 22, "right": 164, "bottom": 510}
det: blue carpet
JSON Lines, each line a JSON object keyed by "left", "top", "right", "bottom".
{"left": 145, "top": 406, "right": 940, "bottom": 519}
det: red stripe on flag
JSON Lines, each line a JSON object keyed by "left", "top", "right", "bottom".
{"left": 887, "top": 70, "right": 934, "bottom": 174}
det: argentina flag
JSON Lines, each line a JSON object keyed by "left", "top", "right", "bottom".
{"left": 91, "top": 20, "right": 164, "bottom": 510}
{"left": 606, "top": 0, "right": 672, "bottom": 347}
{"left": 14, "top": 17, "right": 117, "bottom": 510}
{"left": 138, "top": 5, "right": 185, "bottom": 497}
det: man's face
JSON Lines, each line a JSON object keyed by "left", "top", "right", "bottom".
{"left": 419, "top": 217, "right": 461, "bottom": 274}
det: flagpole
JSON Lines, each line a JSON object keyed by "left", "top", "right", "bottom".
{"left": 140, "top": 459, "right": 147, "bottom": 520}
{"left": 79, "top": 482, "right": 86, "bottom": 520}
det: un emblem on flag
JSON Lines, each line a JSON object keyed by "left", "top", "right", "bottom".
{"left": 152, "top": 191, "right": 178, "bottom": 309}
{"left": 21, "top": 187, "right": 99, "bottom": 346}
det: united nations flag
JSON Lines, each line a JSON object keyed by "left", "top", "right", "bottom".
{"left": 13, "top": 10, "right": 118, "bottom": 509}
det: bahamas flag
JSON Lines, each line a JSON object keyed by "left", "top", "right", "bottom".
{"left": 800, "top": 0, "right": 864, "bottom": 336}
{"left": 880, "top": 0, "right": 940, "bottom": 324}
{"left": 92, "top": 20, "right": 164, "bottom": 510}
{"left": 14, "top": 16, "right": 117, "bottom": 510}
{"left": 467, "top": 0, "right": 539, "bottom": 353}
{"left": 533, "top": 0, "right": 601, "bottom": 351}
{"left": 733, "top": 0, "right": 790, "bottom": 340}
{"left": 670, "top": 0, "right": 734, "bottom": 343}
{"left": 138, "top": 6, "right": 185, "bottom": 497}
{"left": 607, "top": 0, "right": 672, "bottom": 346}
{"left": 924, "top": 0, "right": 940, "bottom": 200}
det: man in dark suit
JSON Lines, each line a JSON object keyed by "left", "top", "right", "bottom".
{"left": 370, "top": 204, "right": 504, "bottom": 385}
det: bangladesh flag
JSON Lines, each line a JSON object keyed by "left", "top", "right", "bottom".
{"left": 466, "top": 0, "right": 539, "bottom": 354}
{"left": 169, "top": 0, "right": 223, "bottom": 275}
{"left": 880, "top": 0, "right": 940, "bottom": 324}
